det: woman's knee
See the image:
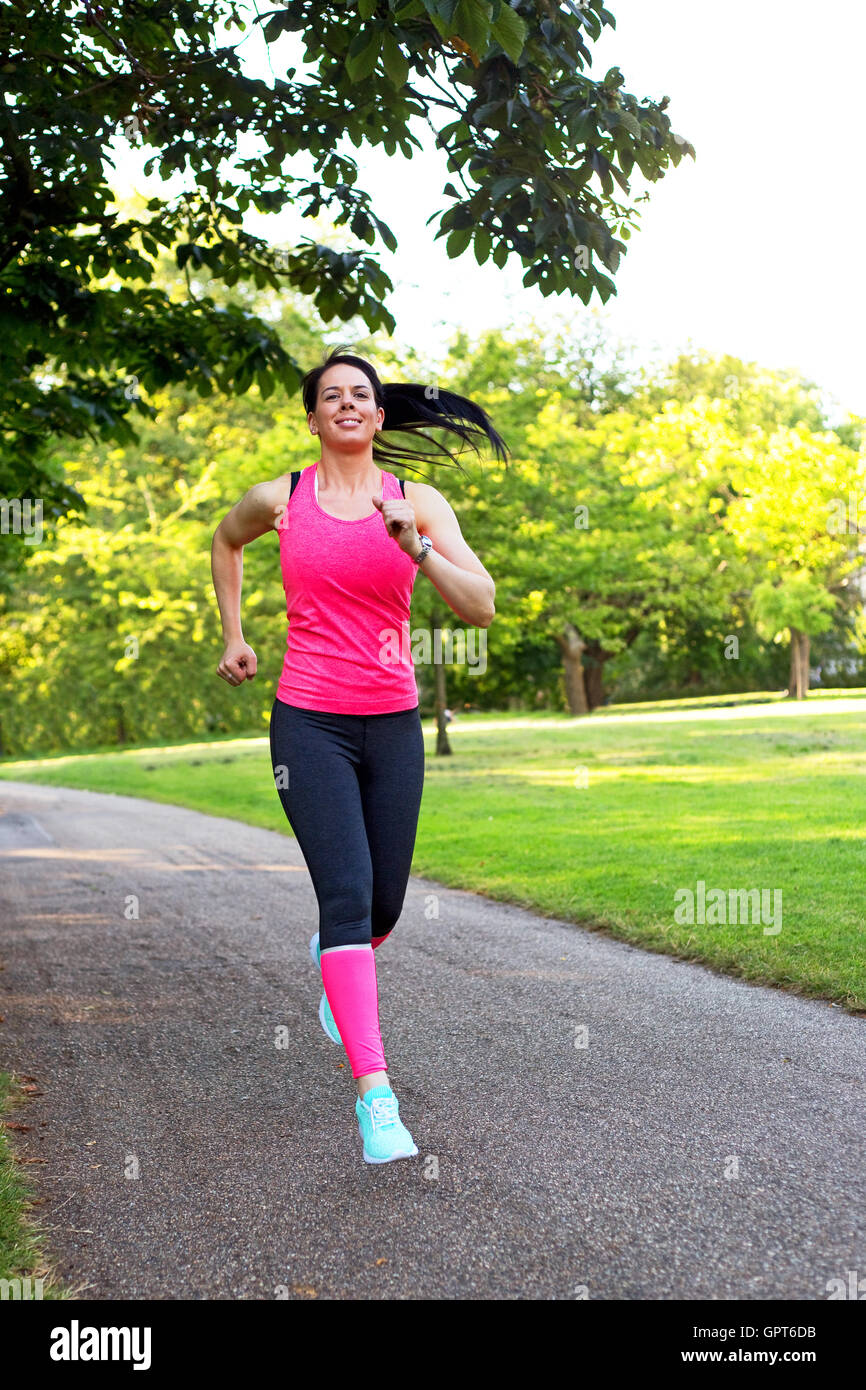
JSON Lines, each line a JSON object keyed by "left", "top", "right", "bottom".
{"left": 370, "top": 893, "right": 403, "bottom": 938}
{"left": 318, "top": 880, "right": 373, "bottom": 951}
{"left": 320, "top": 915, "right": 372, "bottom": 951}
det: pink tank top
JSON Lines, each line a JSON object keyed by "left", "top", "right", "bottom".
{"left": 275, "top": 462, "right": 420, "bottom": 714}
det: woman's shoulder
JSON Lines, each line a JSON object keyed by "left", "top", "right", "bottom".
{"left": 247, "top": 468, "right": 307, "bottom": 533}
{"left": 398, "top": 473, "right": 445, "bottom": 496}
{"left": 400, "top": 476, "right": 450, "bottom": 532}
{"left": 263, "top": 466, "right": 309, "bottom": 502}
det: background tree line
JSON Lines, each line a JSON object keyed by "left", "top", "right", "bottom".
{"left": 1, "top": 249, "right": 864, "bottom": 757}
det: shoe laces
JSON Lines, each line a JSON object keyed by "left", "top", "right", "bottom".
{"left": 369, "top": 1095, "right": 399, "bottom": 1130}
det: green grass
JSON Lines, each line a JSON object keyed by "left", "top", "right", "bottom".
{"left": 2, "top": 690, "right": 865, "bottom": 1012}
{"left": 0, "top": 1073, "right": 68, "bottom": 1298}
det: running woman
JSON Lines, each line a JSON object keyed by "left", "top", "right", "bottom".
{"left": 210, "top": 347, "right": 507, "bottom": 1163}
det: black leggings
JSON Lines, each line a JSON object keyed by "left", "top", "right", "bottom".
{"left": 268, "top": 698, "right": 425, "bottom": 951}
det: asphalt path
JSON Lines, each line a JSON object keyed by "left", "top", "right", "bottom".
{"left": 0, "top": 780, "right": 863, "bottom": 1300}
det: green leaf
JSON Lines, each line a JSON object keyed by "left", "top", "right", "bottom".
{"left": 370, "top": 214, "right": 398, "bottom": 252}
{"left": 611, "top": 165, "right": 630, "bottom": 193}
{"left": 382, "top": 31, "right": 409, "bottom": 87}
{"left": 346, "top": 27, "right": 383, "bottom": 83}
{"left": 615, "top": 110, "right": 642, "bottom": 140}
{"left": 358, "top": 0, "right": 378, "bottom": 18}
{"left": 263, "top": 14, "right": 287, "bottom": 42}
{"left": 450, "top": 203, "right": 475, "bottom": 231}
{"left": 473, "top": 226, "right": 492, "bottom": 264}
{"left": 472, "top": 99, "right": 505, "bottom": 128}
{"left": 594, "top": 271, "right": 616, "bottom": 302}
{"left": 490, "top": 2, "right": 527, "bottom": 63}
{"left": 446, "top": 226, "right": 473, "bottom": 258}
{"left": 436, "top": 119, "right": 463, "bottom": 146}
{"left": 490, "top": 174, "right": 524, "bottom": 201}
{"left": 452, "top": 0, "right": 493, "bottom": 57}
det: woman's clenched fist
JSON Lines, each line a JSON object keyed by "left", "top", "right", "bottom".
{"left": 217, "top": 641, "right": 257, "bottom": 686}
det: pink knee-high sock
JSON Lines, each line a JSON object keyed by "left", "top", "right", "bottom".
{"left": 320, "top": 944, "right": 387, "bottom": 1079}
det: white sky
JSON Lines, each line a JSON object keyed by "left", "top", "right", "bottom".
{"left": 106, "top": 0, "right": 866, "bottom": 420}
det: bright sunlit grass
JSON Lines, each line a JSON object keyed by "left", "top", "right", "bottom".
{"left": 3, "top": 691, "right": 864, "bottom": 1010}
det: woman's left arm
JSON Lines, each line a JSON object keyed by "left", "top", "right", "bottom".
{"left": 372, "top": 481, "right": 495, "bottom": 628}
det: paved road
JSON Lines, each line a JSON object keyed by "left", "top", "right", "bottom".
{"left": 0, "top": 780, "right": 863, "bottom": 1300}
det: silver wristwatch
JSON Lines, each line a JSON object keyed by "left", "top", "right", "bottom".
{"left": 413, "top": 534, "right": 433, "bottom": 566}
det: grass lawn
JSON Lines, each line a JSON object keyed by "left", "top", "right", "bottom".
{"left": 0, "top": 1073, "right": 67, "bottom": 1298}
{"left": 1, "top": 690, "right": 864, "bottom": 1011}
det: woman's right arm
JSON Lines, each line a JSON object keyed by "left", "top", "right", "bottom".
{"left": 211, "top": 479, "right": 286, "bottom": 686}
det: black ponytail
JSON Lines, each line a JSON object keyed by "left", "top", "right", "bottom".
{"left": 301, "top": 346, "right": 509, "bottom": 474}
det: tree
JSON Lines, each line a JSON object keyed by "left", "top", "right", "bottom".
{"left": 457, "top": 391, "right": 748, "bottom": 713}
{"left": 635, "top": 351, "right": 831, "bottom": 435}
{"left": 752, "top": 572, "right": 836, "bottom": 701}
{"left": 720, "top": 422, "right": 866, "bottom": 700}
{"left": 438, "top": 314, "right": 641, "bottom": 710}
{"left": 0, "top": 262, "right": 332, "bottom": 756}
{"left": 0, "top": 0, "right": 693, "bottom": 513}
{"left": 448, "top": 367, "right": 866, "bottom": 714}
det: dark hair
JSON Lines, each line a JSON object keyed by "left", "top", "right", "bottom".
{"left": 300, "top": 346, "right": 509, "bottom": 473}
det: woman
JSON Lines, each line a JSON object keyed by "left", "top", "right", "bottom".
{"left": 210, "top": 347, "right": 507, "bottom": 1164}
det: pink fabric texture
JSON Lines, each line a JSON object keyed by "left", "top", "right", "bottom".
{"left": 276, "top": 462, "right": 419, "bottom": 714}
{"left": 320, "top": 945, "right": 387, "bottom": 1078}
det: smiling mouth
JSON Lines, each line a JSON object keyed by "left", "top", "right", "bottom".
{"left": 336, "top": 418, "right": 362, "bottom": 426}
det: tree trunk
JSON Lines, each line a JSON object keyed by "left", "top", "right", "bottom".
{"left": 116, "top": 702, "right": 127, "bottom": 745}
{"left": 585, "top": 658, "right": 605, "bottom": 710}
{"left": 556, "top": 623, "right": 589, "bottom": 715}
{"left": 788, "top": 628, "right": 811, "bottom": 700}
{"left": 583, "top": 639, "right": 623, "bottom": 710}
{"left": 797, "top": 629, "right": 810, "bottom": 699}
{"left": 431, "top": 606, "right": 452, "bottom": 755}
{"left": 584, "top": 627, "right": 640, "bottom": 710}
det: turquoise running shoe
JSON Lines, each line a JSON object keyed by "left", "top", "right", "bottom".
{"left": 309, "top": 931, "right": 342, "bottom": 1046}
{"left": 355, "top": 1085, "right": 419, "bottom": 1164}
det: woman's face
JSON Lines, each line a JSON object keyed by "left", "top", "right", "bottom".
{"left": 309, "top": 366, "right": 384, "bottom": 449}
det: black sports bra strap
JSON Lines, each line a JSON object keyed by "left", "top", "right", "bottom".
{"left": 289, "top": 470, "right": 402, "bottom": 499}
